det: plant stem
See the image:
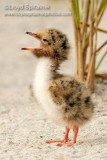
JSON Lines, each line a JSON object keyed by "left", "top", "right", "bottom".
{"left": 82, "top": 2, "right": 107, "bottom": 58}
{"left": 82, "top": 0, "right": 90, "bottom": 70}
{"left": 85, "top": 72, "right": 107, "bottom": 79}
{"left": 87, "top": 0, "right": 95, "bottom": 92}
{"left": 78, "top": 28, "right": 84, "bottom": 80}
{"left": 82, "top": 0, "right": 90, "bottom": 37}
{"left": 96, "top": 40, "right": 107, "bottom": 54}
{"left": 70, "top": 1, "right": 79, "bottom": 75}
{"left": 98, "top": 0, "right": 107, "bottom": 16}
{"left": 94, "top": 0, "right": 98, "bottom": 53}
{"left": 80, "top": 22, "right": 107, "bottom": 33}
{"left": 95, "top": 50, "right": 107, "bottom": 72}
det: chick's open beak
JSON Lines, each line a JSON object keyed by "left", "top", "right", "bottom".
{"left": 21, "top": 32, "right": 42, "bottom": 51}
{"left": 21, "top": 47, "right": 43, "bottom": 51}
{"left": 22, "top": 31, "right": 53, "bottom": 58}
{"left": 25, "top": 32, "right": 37, "bottom": 38}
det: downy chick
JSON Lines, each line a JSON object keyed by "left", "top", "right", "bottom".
{"left": 22, "top": 29, "right": 94, "bottom": 147}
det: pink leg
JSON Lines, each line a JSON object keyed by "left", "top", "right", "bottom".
{"left": 57, "top": 126, "right": 79, "bottom": 147}
{"left": 66, "top": 126, "right": 79, "bottom": 147}
{"left": 46, "top": 127, "right": 70, "bottom": 144}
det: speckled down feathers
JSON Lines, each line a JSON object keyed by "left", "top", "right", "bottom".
{"left": 48, "top": 29, "right": 70, "bottom": 61}
{"left": 47, "top": 76, "right": 94, "bottom": 127}
{"left": 32, "top": 29, "right": 70, "bottom": 62}
{"left": 32, "top": 28, "right": 94, "bottom": 128}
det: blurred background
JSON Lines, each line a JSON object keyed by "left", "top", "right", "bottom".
{"left": 0, "top": 1, "right": 107, "bottom": 159}
{"left": 0, "top": 0, "right": 107, "bottom": 105}
{"left": 0, "top": 0, "right": 107, "bottom": 103}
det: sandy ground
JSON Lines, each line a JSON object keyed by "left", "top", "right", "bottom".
{"left": 0, "top": 0, "right": 107, "bottom": 160}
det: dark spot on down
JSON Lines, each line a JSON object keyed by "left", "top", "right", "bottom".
{"left": 54, "top": 94, "right": 57, "bottom": 97}
{"left": 54, "top": 50, "right": 58, "bottom": 53}
{"left": 84, "top": 97, "right": 90, "bottom": 103}
{"left": 61, "top": 41, "right": 67, "bottom": 49}
{"left": 77, "top": 97, "right": 81, "bottom": 101}
{"left": 49, "top": 29, "right": 53, "bottom": 35}
{"left": 56, "top": 31, "right": 60, "bottom": 35}
{"left": 52, "top": 35, "right": 55, "bottom": 43}
{"left": 61, "top": 80, "right": 64, "bottom": 85}
{"left": 69, "top": 102, "right": 75, "bottom": 107}
{"left": 69, "top": 81, "right": 74, "bottom": 86}
{"left": 75, "top": 82, "right": 80, "bottom": 87}
{"left": 48, "top": 42, "right": 51, "bottom": 45}
{"left": 65, "top": 107, "right": 69, "bottom": 112}
{"left": 83, "top": 117, "right": 89, "bottom": 120}
{"left": 54, "top": 50, "right": 59, "bottom": 57}
{"left": 65, "top": 94, "right": 70, "bottom": 101}
{"left": 76, "top": 97, "right": 81, "bottom": 106}
{"left": 59, "top": 35, "right": 64, "bottom": 39}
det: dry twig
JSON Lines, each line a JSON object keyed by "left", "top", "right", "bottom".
{"left": 96, "top": 41, "right": 107, "bottom": 54}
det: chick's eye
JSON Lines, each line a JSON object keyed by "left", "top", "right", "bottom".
{"left": 43, "top": 38, "right": 47, "bottom": 42}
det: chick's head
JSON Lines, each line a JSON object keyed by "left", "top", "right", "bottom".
{"left": 23, "top": 29, "right": 70, "bottom": 62}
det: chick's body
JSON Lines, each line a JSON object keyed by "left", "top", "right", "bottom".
{"left": 34, "top": 58, "right": 93, "bottom": 128}
{"left": 23, "top": 29, "right": 94, "bottom": 146}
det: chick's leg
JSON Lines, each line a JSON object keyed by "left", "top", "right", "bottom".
{"left": 46, "top": 127, "right": 70, "bottom": 144}
{"left": 57, "top": 126, "right": 79, "bottom": 147}
{"left": 66, "top": 126, "right": 79, "bottom": 147}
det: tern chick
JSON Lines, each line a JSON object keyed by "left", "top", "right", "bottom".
{"left": 22, "top": 29, "right": 94, "bottom": 147}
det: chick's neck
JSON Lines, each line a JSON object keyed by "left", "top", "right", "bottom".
{"left": 50, "top": 59, "right": 63, "bottom": 79}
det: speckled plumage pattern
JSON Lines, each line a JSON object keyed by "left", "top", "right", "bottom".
{"left": 48, "top": 76, "right": 93, "bottom": 127}
{"left": 23, "top": 28, "right": 94, "bottom": 146}
{"left": 31, "top": 29, "right": 70, "bottom": 62}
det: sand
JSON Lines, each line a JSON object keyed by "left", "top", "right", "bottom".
{"left": 0, "top": 0, "right": 107, "bottom": 160}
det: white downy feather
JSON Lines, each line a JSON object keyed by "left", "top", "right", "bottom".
{"left": 33, "top": 57, "right": 59, "bottom": 120}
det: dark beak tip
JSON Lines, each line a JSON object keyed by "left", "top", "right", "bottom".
{"left": 21, "top": 48, "right": 25, "bottom": 50}
{"left": 25, "top": 32, "right": 29, "bottom": 34}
